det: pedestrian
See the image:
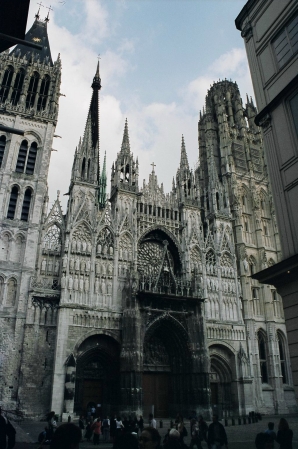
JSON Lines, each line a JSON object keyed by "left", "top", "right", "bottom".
{"left": 190, "top": 419, "right": 200, "bottom": 449}
{"left": 102, "top": 416, "right": 110, "bottom": 441}
{"left": 50, "top": 423, "right": 81, "bottom": 449}
{"left": 198, "top": 415, "right": 208, "bottom": 445}
{"left": 138, "top": 416, "right": 144, "bottom": 433}
{"left": 115, "top": 416, "right": 124, "bottom": 437}
{"left": 113, "top": 433, "right": 139, "bottom": 449}
{"left": 177, "top": 417, "right": 187, "bottom": 445}
{"left": 46, "top": 412, "right": 57, "bottom": 441}
{"left": 78, "top": 416, "right": 85, "bottom": 441}
{"left": 91, "top": 418, "right": 101, "bottom": 445}
{"left": 84, "top": 422, "right": 93, "bottom": 442}
{"left": 0, "top": 408, "right": 7, "bottom": 449}
{"left": 91, "top": 406, "right": 96, "bottom": 420}
{"left": 139, "top": 427, "right": 161, "bottom": 449}
{"left": 265, "top": 423, "right": 276, "bottom": 440}
{"left": 149, "top": 414, "right": 157, "bottom": 429}
{"left": 110, "top": 416, "right": 117, "bottom": 441}
{"left": 207, "top": 414, "right": 228, "bottom": 449}
{"left": 276, "top": 418, "right": 293, "bottom": 449}
{"left": 163, "top": 429, "right": 183, "bottom": 449}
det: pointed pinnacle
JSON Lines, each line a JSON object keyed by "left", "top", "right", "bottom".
{"left": 180, "top": 134, "right": 189, "bottom": 171}
{"left": 92, "top": 61, "right": 101, "bottom": 90}
{"left": 121, "top": 118, "right": 130, "bottom": 154}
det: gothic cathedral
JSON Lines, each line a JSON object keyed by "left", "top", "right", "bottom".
{"left": 0, "top": 15, "right": 296, "bottom": 419}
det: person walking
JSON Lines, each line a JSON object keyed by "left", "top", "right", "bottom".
{"left": 115, "top": 417, "right": 124, "bottom": 437}
{"left": 91, "top": 418, "right": 101, "bottom": 445}
{"left": 50, "top": 423, "right": 81, "bottom": 449}
{"left": 102, "top": 416, "right": 110, "bottom": 442}
{"left": 138, "top": 416, "right": 144, "bottom": 433}
{"left": 207, "top": 415, "right": 228, "bottom": 449}
{"left": 78, "top": 416, "right": 85, "bottom": 441}
{"left": 149, "top": 414, "right": 157, "bottom": 429}
{"left": 84, "top": 422, "right": 93, "bottom": 442}
{"left": 276, "top": 418, "right": 293, "bottom": 449}
{"left": 0, "top": 407, "right": 8, "bottom": 449}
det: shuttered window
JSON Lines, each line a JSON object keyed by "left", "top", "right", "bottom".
{"left": 0, "top": 136, "right": 6, "bottom": 168}
{"left": 15, "top": 140, "right": 28, "bottom": 173}
{"left": 21, "top": 188, "right": 32, "bottom": 221}
{"left": 7, "top": 186, "right": 19, "bottom": 219}
{"left": 273, "top": 14, "right": 298, "bottom": 67}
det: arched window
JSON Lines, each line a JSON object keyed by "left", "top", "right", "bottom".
{"left": 87, "top": 159, "right": 91, "bottom": 180}
{"left": 81, "top": 157, "right": 86, "bottom": 179}
{"left": 16, "top": 140, "right": 28, "bottom": 173}
{"left": 277, "top": 332, "right": 287, "bottom": 384}
{"left": 7, "top": 186, "right": 19, "bottom": 219}
{"left": 258, "top": 331, "right": 268, "bottom": 383}
{"left": 11, "top": 69, "right": 25, "bottom": 105}
{"left": 37, "top": 75, "right": 50, "bottom": 111}
{"left": 0, "top": 135, "right": 6, "bottom": 168}
{"left": 26, "top": 72, "right": 40, "bottom": 108}
{"left": 21, "top": 188, "right": 32, "bottom": 221}
{"left": 0, "top": 66, "right": 14, "bottom": 102}
{"left": 16, "top": 141, "right": 37, "bottom": 175}
{"left": 0, "top": 276, "right": 4, "bottom": 304}
{"left": 25, "top": 142, "right": 37, "bottom": 174}
{"left": 249, "top": 256, "right": 257, "bottom": 276}
{"left": 6, "top": 278, "right": 17, "bottom": 307}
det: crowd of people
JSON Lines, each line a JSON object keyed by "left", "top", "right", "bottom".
{"left": 0, "top": 407, "right": 294, "bottom": 449}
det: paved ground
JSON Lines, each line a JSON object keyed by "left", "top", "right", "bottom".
{"left": 11, "top": 415, "right": 298, "bottom": 449}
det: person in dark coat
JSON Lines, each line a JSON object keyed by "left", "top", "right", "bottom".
{"left": 50, "top": 423, "right": 81, "bottom": 449}
{"left": 276, "top": 418, "right": 293, "bottom": 449}
{"left": 138, "top": 416, "right": 144, "bottom": 433}
{"left": 207, "top": 415, "right": 228, "bottom": 449}
{"left": 0, "top": 408, "right": 7, "bottom": 449}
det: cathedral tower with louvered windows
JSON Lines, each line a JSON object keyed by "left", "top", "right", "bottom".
{"left": 0, "top": 17, "right": 296, "bottom": 419}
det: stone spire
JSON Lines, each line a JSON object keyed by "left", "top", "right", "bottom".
{"left": 179, "top": 135, "right": 189, "bottom": 171}
{"left": 99, "top": 151, "right": 107, "bottom": 208}
{"left": 71, "top": 62, "right": 101, "bottom": 186}
{"left": 121, "top": 118, "right": 131, "bottom": 155}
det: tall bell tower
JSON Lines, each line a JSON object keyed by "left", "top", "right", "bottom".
{"left": 0, "top": 11, "right": 61, "bottom": 407}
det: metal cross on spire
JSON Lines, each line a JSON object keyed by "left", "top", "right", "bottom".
{"left": 36, "top": 1, "right": 44, "bottom": 19}
{"left": 45, "top": 5, "right": 53, "bottom": 22}
{"left": 151, "top": 162, "right": 156, "bottom": 172}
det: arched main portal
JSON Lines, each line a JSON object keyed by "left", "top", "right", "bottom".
{"left": 209, "top": 344, "right": 236, "bottom": 418}
{"left": 143, "top": 317, "right": 192, "bottom": 417}
{"left": 74, "top": 335, "right": 120, "bottom": 415}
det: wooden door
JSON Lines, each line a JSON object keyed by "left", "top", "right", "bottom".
{"left": 143, "top": 373, "right": 169, "bottom": 417}
{"left": 83, "top": 379, "right": 102, "bottom": 411}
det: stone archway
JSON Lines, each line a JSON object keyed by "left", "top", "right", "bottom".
{"left": 74, "top": 334, "right": 120, "bottom": 416}
{"left": 142, "top": 315, "right": 192, "bottom": 418}
{"left": 209, "top": 344, "right": 236, "bottom": 418}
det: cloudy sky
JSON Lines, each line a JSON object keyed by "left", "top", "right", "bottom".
{"left": 26, "top": 0, "right": 252, "bottom": 210}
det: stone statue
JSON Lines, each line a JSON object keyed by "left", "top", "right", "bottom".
{"left": 68, "top": 276, "right": 73, "bottom": 290}
{"left": 109, "top": 246, "right": 114, "bottom": 256}
{"left": 54, "top": 260, "right": 60, "bottom": 274}
{"left": 41, "top": 259, "right": 47, "bottom": 272}
{"left": 103, "top": 245, "right": 107, "bottom": 255}
{"left": 69, "top": 258, "right": 74, "bottom": 271}
{"left": 107, "top": 281, "right": 112, "bottom": 294}
{"left": 102, "top": 264, "right": 106, "bottom": 275}
{"left": 61, "top": 273, "right": 66, "bottom": 289}
{"left": 95, "top": 277, "right": 99, "bottom": 293}
{"left": 80, "top": 259, "right": 85, "bottom": 272}
{"left": 65, "top": 236, "right": 69, "bottom": 250}
{"left": 97, "top": 243, "right": 102, "bottom": 254}
{"left": 79, "top": 277, "right": 84, "bottom": 292}
{"left": 101, "top": 279, "right": 106, "bottom": 295}
{"left": 86, "top": 259, "right": 91, "bottom": 272}
{"left": 243, "top": 258, "right": 249, "bottom": 272}
{"left": 84, "top": 277, "right": 89, "bottom": 292}
{"left": 75, "top": 258, "right": 80, "bottom": 271}
{"left": 82, "top": 240, "right": 87, "bottom": 252}
{"left": 48, "top": 259, "right": 53, "bottom": 273}
{"left": 76, "top": 240, "right": 81, "bottom": 253}
{"left": 71, "top": 240, "right": 76, "bottom": 252}
{"left": 108, "top": 264, "right": 113, "bottom": 275}
{"left": 62, "top": 255, "right": 67, "bottom": 269}
{"left": 87, "top": 242, "right": 92, "bottom": 254}
{"left": 74, "top": 275, "right": 78, "bottom": 291}
{"left": 95, "top": 262, "right": 100, "bottom": 275}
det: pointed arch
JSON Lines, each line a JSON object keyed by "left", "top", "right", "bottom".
{"left": 26, "top": 71, "right": 40, "bottom": 108}
{"left": 37, "top": 75, "right": 50, "bottom": 111}
{"left": 96, "top": 226, "right": 114, "bottom": 256}
{"left": 7, "top": 185, "right": 19, "bottom": 219}
{"left": 6, "top": 277, "right": 17, "bottom": 307}
{"left": 11, "top": 233, "right": 25, "bottom": 263}
{"left": 21, "top": 188, "right": 33, "bottom": 221}
{"left": 11, "top": 68, "right": 25, "bottom": 106}
{"left": 119, "top": 231, "right": 133, "bottom": 261}
{"left": 257, "top": 329, "right": 269, "bottom": 383}
{"left": 277, "top": 330, "right": 288, "bottom": 384}
{"left": 248, "top": 255, "right": 257, "bottom": 276}
{"left": 43, "top": 223, "right": 62, "bottom": 253}
{"left": 0, "top": 135, "right": 7, "bottom": 168}
{"left": 0, "top": 66, "right": 14, "bottom": 102}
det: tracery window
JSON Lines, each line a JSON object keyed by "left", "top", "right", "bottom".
{"left": 206, "top": 250, "right": 216, "bottom": 270}
{"left": 11, "top": 69, "right": 25, "bottom": 105}
{"left": 0, "top": 136, "right": 6, "bottom": 168}
{"left": 119, "top": 233, "right": 133, "bottom": 260}
{"left": 248, "top": 256, "right": 257, "bottom": 276}
{"left": 37, "top": 75, "right": 50, "bottom": 111}
{"left": 7, "top": 186, "right": 19, "bottom": 219}
{"left": 0, "top": 66, "right": 13, "bottom": 103}
{"left": 21, "top": 188, "right": 32, "bottom": 221}
{"left": 97, "top": 227, "right": 114, "bottom": 255}
{"left": 43, "top": 224, "right": 62, "bottom": 253}
{"left": 138, "top": 241, "right": 174, "bottom": 279}
{"left": 26, "top": 72, "right": 40, "bottom": 108}
{"left": 16, "top": 141, "right": 37, "bottom": 175}
{"left": 190, "top": 246, "right": 202, "bottom": 273}
{"left": 258, "top": 331, "right": 268, "bottom": 383}
{"left": 277, "top": 332, "right": 287, "bottom": 384}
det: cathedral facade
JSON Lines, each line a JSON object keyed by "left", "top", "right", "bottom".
{"left": 0, "top": 16, "right": 296, "bottom": 419}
